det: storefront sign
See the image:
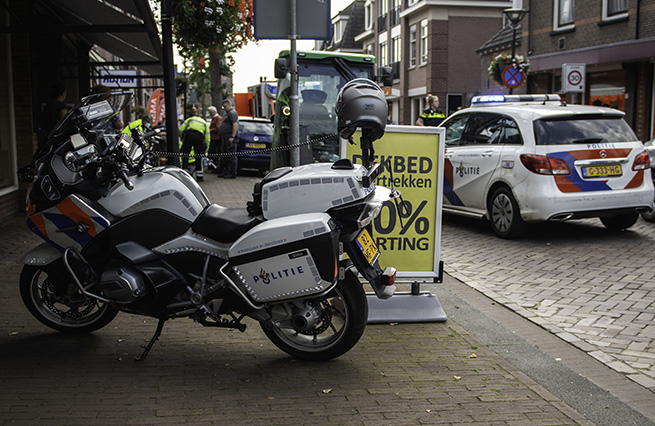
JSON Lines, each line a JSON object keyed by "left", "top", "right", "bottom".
{"left": 341, "top": 126, "right": 444, "bottom": 278}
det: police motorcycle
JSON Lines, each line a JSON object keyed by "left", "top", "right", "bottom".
{"left": 18, "top": 79, "right": 397, "bottom": 361}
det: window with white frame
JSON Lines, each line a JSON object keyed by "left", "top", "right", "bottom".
{"left": 379, "top": 0, "right": 388, "bottom": 16}
{"left": 554, "top": 0, "right": 575, "bottom": 30}
{"left": 365, "top": 0, "right": 373, "bottom": 30}
{"left": 379, "top": 40, "right": 388, "bottom": 66}
{"left": 333, "top": 18, "right": 349, "bottom": 43}
{"left": 420, "top": 20, "right": 428, "bottom": 65}
{"left": 602, "top": 0, "right": 628, "bottom": 20}
{"left": 392, "top": 35, "right": 401, "bottom": 64}
{"left": 409, "top": 25, "right": 417, "bottom": 68}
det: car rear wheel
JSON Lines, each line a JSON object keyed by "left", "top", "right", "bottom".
{"left": 640, "top": 207, "right": 655, "bottom": 222}
{"left": 600, "top": 211, "right": 639, "bottom": 230}
{"left": 488, "top": 187, "right": 529, "bottom": 239}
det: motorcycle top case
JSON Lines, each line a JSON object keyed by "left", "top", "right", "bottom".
{"left": 261, "top": 163, "right": 373, "bottom": 220}
{"left": 228, "top": 213, "right": 339, "bottom": 303}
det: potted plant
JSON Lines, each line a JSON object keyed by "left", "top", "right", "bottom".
{"left": 488, "top": 53, "right": 530, "bottom": 86}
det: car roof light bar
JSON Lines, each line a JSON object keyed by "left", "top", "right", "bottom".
{"left": 471, "top": 94, "right": 561, "bottom": 105}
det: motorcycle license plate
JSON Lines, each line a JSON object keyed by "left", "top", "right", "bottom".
{"left": 356, "top": 229, "right": 379, "bottom": 265}
{"left": 246, "top": 142, "right": 266, "bottom": 149}
{"left": 582, "top": 164, "right": 622, "bottom": 178}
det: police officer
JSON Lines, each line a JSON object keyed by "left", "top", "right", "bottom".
{"left": 122, "top": 114, "right": 153, "bottom": 137}
{"left": 179, "top": 108, "right": 210, "bottom": 181}
{"left": 416, "top": 95, "right": 445, "bottom": 127}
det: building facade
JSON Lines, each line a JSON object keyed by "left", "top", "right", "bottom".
{"left": 522, "top": 0, "right": 655, "bottom": 142}
{"left": 350, "top": 0, "right": 511, "bottom": 125}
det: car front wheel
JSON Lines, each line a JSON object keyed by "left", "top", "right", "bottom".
{"left": 488, "top": 187, "right": 529, "bottom": 239}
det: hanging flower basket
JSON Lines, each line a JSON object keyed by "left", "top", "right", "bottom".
{"left": 488, "top": 53, "right": 530, "bottom": 86}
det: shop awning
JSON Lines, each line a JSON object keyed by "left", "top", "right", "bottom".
{"left": 1, "top": 0, "right": 163, "bottom": 76}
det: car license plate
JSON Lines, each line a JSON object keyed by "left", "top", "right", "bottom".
{"left": 246, "top": 142, "right": 266, "bottom": 149}
{"left": 356, "top": 229, "right": 379, "bottom": 265}
{"left": 582, "top": 164, "right": 622, "bottom": 178}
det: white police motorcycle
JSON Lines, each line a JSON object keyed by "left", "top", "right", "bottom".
{"left": 18, "top": 79, "right": 397, "bottom": 361}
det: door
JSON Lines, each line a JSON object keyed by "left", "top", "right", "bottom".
{"left": 445, "top": 112, "right": 506, "bottom": 209}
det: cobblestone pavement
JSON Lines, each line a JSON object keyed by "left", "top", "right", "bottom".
{"left": 0, "top": 183, "right": 591, "bottom": 425}
{"left": 2, "top": 170, "right": 654, "bottom": 424}
{"left": 441, "top": 213, "right": 655, "bottom": 391}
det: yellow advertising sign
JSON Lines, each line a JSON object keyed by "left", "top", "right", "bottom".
{"left": 341, "top": 125, "right": 444, "bottom": 278}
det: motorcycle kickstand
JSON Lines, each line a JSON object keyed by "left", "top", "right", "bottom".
{"left": 135, "top": 318, "right": 166, "bottom": 361}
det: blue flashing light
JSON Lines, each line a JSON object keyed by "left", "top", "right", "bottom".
{"left": 472, "top": 95, "right": 506, "bottom": 104}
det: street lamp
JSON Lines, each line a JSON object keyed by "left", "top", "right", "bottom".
{"left": 503, "top": 8, "right": 527, "bottom": 94}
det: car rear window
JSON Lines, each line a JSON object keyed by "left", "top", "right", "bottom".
{"left": 534, "top": 116, "right": 637, "bottom": 145}
{"left": 239, "top": 121, "right": 273, "bottom": 136}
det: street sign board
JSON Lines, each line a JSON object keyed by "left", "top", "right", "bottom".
{"left": 254, "top": 0, "right": 331, "bottom": 40}
{"left": 562, "top": 63, "right": 585, "bottom": 92}
{"left": 100, "top": 70, "right": 138, "bottom": 88}
{"left": 501, "top": 65, "right": 524, "bottom": 89}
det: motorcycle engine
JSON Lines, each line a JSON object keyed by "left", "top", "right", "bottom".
{"left": 98, "top": 266, "right": 149, "bottom": 303}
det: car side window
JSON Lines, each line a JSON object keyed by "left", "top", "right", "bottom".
{"left": 463, "top": 113, "right": 504, "bottom": 145}
{"left": 500, "top": 117, "right": 523, "bottom": 145}
{"left": 442, "top": 114, "right": 469, "bottom": 147}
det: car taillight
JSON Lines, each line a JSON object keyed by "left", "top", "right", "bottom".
{"left": 632, "top": 150, "right": 650, "bottom": 171}
{"left": 520, "top": 154, "right": 571, "bottom": 175}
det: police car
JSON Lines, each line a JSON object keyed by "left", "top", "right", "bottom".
{"left": 440, "top": 94, "right": 654, "bottom": 238}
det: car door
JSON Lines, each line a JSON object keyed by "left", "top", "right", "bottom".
{"left": 448, "top": 112, "right": 505, "bottom": 209}
{"left": 442, "top": 113, "right": 470, "bottom": 207}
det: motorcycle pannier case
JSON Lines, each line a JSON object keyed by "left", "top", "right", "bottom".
{"left": 228, "top": 213, "right": 340, "bottom": 303}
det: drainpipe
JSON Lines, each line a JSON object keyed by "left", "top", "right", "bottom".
{"left": 635, "top": 0, "right": 641, "bottom": 40}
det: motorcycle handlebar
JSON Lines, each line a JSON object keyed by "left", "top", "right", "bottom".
{"left": 118, "top": 169, "right": 134, "bottom": 190}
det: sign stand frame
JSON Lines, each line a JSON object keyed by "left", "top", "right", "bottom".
{"left": 366, "top": 261, "right": 447, "bottom": 323}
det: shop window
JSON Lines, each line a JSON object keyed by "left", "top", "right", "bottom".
{"left": 588, "top": 70, "right": 626, "bottom": 111}
{"left": 0, "top": 16, "right": 16, "bottom": 194}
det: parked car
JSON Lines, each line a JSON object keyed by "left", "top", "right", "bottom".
{"left": 236, "top": 117, "right": 273, "bottom": 173}
{"left": 439, "top": 94, "right": 654, "bottom": 239}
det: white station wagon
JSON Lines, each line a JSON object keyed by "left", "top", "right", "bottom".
{"left": 439, "top": 94, "right": 654, "bottom": 238}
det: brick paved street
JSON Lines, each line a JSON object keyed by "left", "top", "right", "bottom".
{"left": 441, "top": 214, "right": 655, "bottom": 392}
{"left": 1, "top": 171, "right": 654, "bottom": 425}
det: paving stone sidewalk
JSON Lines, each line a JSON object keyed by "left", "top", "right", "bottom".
{"left": 0, "top": 174, "right": 590, "bottom": 426}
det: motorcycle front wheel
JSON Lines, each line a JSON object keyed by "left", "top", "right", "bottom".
{"left": 260, "top": 269, "right": 368, "bottom": 361}
{"left": 20, "top": 265, "right": 118, "bottom": 333}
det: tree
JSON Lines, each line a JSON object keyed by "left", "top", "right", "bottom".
{"left": 173, "top": 0, "right": 255, "bottom": 107}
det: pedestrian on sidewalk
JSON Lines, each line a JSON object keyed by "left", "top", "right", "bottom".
{"left": 416, "top": 95, "right": 444, "bottom": 126}
{"left": 208, "top": 106, "right": 222, "bottom": 174}
{"left": 219, "top": 99, "right": 239, "bottom": 179}
{"left": 180, "top": 107, "right": 210, "bottom": 181}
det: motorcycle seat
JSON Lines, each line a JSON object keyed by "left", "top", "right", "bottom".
{"left": 192, "top": 204, "right": 262, "bottom": 243}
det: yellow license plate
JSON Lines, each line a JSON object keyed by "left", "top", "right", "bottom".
{"left": 583, "top": 164, "right": 622, "bottom": 178}
{"left": 356, "top": 229, "right": 379, "bottom": 265}
{"left": 246, "top": 142, "right": 266, "bottom": 149}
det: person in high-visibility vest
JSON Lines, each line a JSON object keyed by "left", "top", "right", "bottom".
{"left": 122, "top": 114, "right": 153, "bottom": 137}
{"left": 415, "top": 95, "right": 445, "bottom": 127}
{"left": 179, "top": 107, "right": 210, "bottom": 181}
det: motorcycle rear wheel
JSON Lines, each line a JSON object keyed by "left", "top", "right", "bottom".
{"left": 20, "top": 265, "right": 118, "bottom": 333}
{"left": 260, "top": 269, "right": 368, "bottom": 361}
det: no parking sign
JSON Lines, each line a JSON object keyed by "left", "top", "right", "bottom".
{"left": 563, "top": 63, "right": 586, "bottom": 92}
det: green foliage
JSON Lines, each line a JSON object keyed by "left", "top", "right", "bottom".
{"left": 173, "top": 0, "right": 254, "bottom": 58}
